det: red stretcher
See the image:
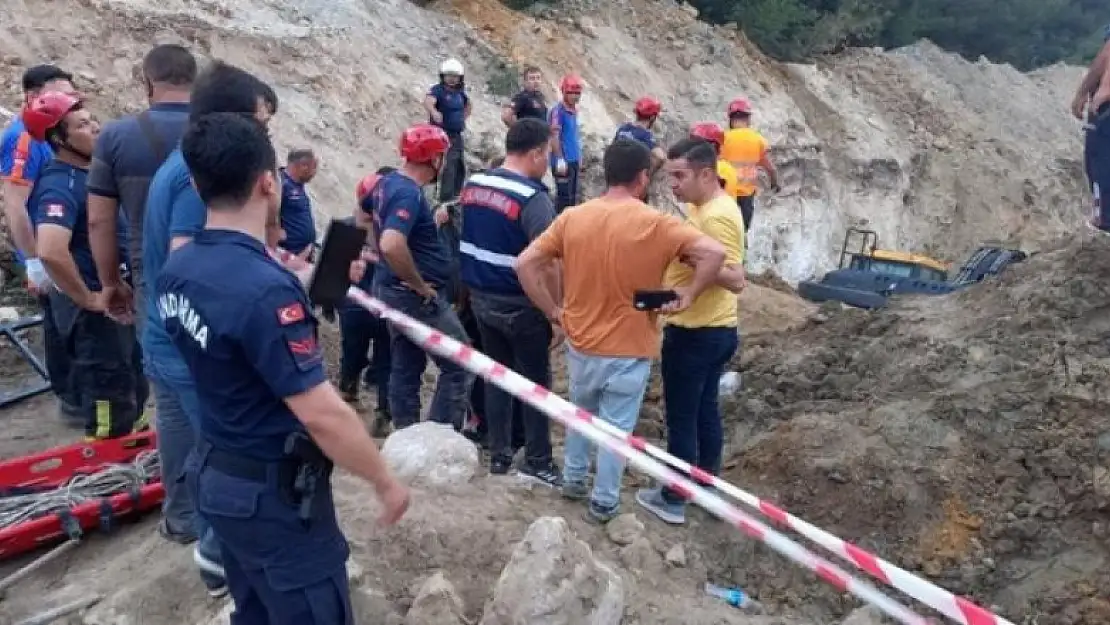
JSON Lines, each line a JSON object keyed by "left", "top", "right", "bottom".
{"left": 0, "top": 431, "right": 164, "bottom": 561}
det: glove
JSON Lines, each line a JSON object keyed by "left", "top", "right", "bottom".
{"left": 554, "top": 158, "right": 568, "bottom": 176}
{"left": 24, "top": 258, "right": 51, "bottom": 291}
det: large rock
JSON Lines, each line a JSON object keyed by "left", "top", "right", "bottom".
{"left": 479, "top": 517, "right": 624, "bottom": 625}
{"left": 381, "top": 422, "right": 480, "bottom": 489}
{"left": 404, "top": 571, "right": 469, "bottom": 625}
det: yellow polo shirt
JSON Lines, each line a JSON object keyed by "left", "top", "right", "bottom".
{"left": 716, "top": 159, "right": 742, "bottom": 200}
{"left": 663, "top": 193, "right": 745, "bottom": 328}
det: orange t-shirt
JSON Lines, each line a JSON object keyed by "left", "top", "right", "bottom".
{"left": 720, "top": 127, "right": 768, "bottom": 197}
{"left": 531, "top": 196, "right": 703, "bottom": 359}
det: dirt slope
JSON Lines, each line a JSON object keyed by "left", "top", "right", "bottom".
{"left": 0, "top": 0, "right": 1092, "bottom": 283}
{"left": 727, "top": 234, "right": 1110, "bottom": 624}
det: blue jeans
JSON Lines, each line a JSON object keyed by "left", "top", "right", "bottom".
{"left": 374, "top": 284, "right": 475, "bottom": 430}
{"left": 660, "top": 325, "right": 739, "bottom": 504}
{"left": 337, "top": 306, "right": 390, "bottom": 410}
{"left": 147, "top": 357, "right": 222, "bottom": 570}
{"left": 562, "top": 345, "right": 651, "bottom": 509}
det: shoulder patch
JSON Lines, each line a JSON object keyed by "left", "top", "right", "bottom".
{"left": 277, "top": 302, "right": 306, "bottom": 326}
{"left": 395, "top": 208, "right": 411, "bottom": 220}
{"left": 45, "top": 203, "right": 66, "bottom": 218}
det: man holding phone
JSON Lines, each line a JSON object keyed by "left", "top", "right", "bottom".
{"left": 636, "top": 137, "right": 747, "bottom": 526}
{"left": 514, "top": 138, "right": 726, "bottom": 524}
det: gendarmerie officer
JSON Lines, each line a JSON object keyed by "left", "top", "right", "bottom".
{"left": 157, "top": 112, "right": 409, "bottom": 624}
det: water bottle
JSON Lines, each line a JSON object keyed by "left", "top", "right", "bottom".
{"left": 705, "top": 582, "right": 757, "bottom": 610}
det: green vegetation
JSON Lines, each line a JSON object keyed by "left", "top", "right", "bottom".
{"left": 689, "top": 0, "right": 1108, "bottom": 68}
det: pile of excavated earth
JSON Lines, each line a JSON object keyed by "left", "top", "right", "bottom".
{"left": 0, "top": 0, "right": 1106, "bottom": 623}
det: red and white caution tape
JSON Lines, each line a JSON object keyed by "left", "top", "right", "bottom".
{"left": 346, "top": 287, "right": 946, "bottom": 624}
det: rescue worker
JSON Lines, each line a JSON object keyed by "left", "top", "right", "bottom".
{"left": 613, "top": 96, "right": 667, "bottom": 171}
{"left": 159, "top": 111, "right": 409, "bottom": 625}
{"left": 514, "top": 139, "right": 727, "bottom": 523}
{"left": 459, "top": 118, "right": 561, "bottom": 485}
{"left": 501, "top": 65, "right": 548, "bottom": 127}
{"left": 549, "top": 75, "right": 584, "bottom": 213}
{"left": 1071, "top": 24, "right": 1110, "bottom": 228}
{"left": 720, "top": 98, "right": 780, "bottom": 233}
{"left": 88, "top": 44, "right": 196, "bottom": 331}
{"left": 364, "top": 124, "right": 475, "bottom": 431}
{"left": 23, "top": 92, "right": 147, "bottom": 440}
{"left": 143, "top": 60, "right": 276, "bottom": 595}
{"left": 637, "top": 137, "right": 747, "bottom": 526}
{"left": 690, "top": 122, "right": 745, "bottom": 216}
{"left": 424, "top": 58, "right": 471, "bottom": 202}
{"left": 0, "top": 64, "right": 79, "bottom": 422}
{"left": 278, "top": 149, "right": 318, "bottom": 260}
{"left": 339, "top": 167, "right": 395, "bottom": 437}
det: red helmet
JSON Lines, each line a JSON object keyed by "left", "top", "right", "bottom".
{"left": 727, "top": 97, "right": 752, "bottom": 116}
{"left": 23, "top": 91, "right": 82, "bottom": 141}
{"left": 690, "top": 122, "right": 724, "bottom": 147}
{"left": 356, "top": 173, "right": 382, "bottom": 202}
{"left": 634, "top": 96, "right": 662, "bottom": 118}
{"left": 398, "top": 124, "right": 450, "bottom": 165}
{"left": 560, "top": 74, "right": 584, "bottom": 95}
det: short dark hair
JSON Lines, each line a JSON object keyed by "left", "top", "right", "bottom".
{"left": 143, "top": 45, "right": 197, "bottom": 86}
{"left": 182, "top": 113, "right": 277, "bottom": 208}
{"left": 258, "top": 81, "right": 278, "bottom": 114}
{"left": 666, "top": 137, "right": 718, "bottom": 171}
{"left": 505, "top": 118, "right": 550, "bottom": 154}
{"left": 189, "top": 60, "right": 265, "bottom": 121}
{"left": 603, "top": 139, "right": 651, "bottom": 187}
{"left": 287, "top": 148, "right": 315, "bottom": 164}
{"left": 375, "top": 166, "right": 397, "bottom": 176}
{"left": 44, "top": 103, "right": 85, "bottom": 150}
{"left": 488, "top": 156, "right": 506, "bottom": 169}
{"left": 522, "top": 66, "right": 542, "bottom": 76}
{"left": 22, "top": 65, "right": 72, "bottom": 92}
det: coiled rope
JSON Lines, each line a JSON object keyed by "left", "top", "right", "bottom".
{"left": 0, "top": 451, "right": 161, "bottom": 530}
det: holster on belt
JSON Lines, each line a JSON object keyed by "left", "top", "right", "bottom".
{"left": 278, "top": 432, "right": 334, "bottom": 526}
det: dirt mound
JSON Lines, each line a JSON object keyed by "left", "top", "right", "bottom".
{"left": 725, "top": 234, "right": 1110, "bottom": 624}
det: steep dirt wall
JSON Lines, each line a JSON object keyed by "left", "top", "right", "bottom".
{"left": 0, "top": 0, "right": 1091, "bottom": 284}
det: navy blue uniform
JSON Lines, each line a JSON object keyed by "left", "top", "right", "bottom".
{"left": 364, "top": 171, "right": 474, "bottom": 429}
{"left": 459, "top": 169, "right": 558, "bottom": 471}
{"left": 510, "top": 90, "right": 548, "bottom": 122}
{"left": 158, "top": 229, "right": 352, "bottom": 625}
{"left": 613, "top": 122, "right": 655, "bottom": 150}
{"left": 31, "top": 160, "right": 147, "bottom": 439}
{"left": 278, "top": 168, "right": 316, "bottom": 256}
{"left": 427, "top": 82, "right": 469, "bottom": 202}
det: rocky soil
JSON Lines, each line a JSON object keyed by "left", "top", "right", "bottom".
{"left": 0, "top": 0, "right": 1104, "bottom": 623}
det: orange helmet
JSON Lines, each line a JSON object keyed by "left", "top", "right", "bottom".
{"left": 398, "top": 124, "right": 450, "bottom": 165}
{"left": 356, "top": 173, "right": 382, "bottom": 202}
{"left": 727, "top": 97, "right": 752, "bottom": 116}
{"left": 690, "top": 122, "right": 724, "bottom": 147}
{"left": 634, "top": 96, "right": 662, "bottom": 118}
{"left": 22, "top": 91, "right": 82, "bottom": 141}
{"left": 560, "top": 74, "right": 584, "bottom": 95}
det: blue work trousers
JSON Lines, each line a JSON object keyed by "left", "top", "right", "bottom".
{"left": 374, "top": 284, "right": 475, "bottom": 430}
{"left": 562, "top": 345, "right": 651, "bottom": 509}
{"left": 188, "top": 443, "right": 353, "bottom": 625}
{"left": 659, "top": 325, "right": 739, "bottom": 504}
{"left": 552, "top": 162, "right": 580, "bottom": 213}
{"left": 1087, "top": 104, "right": 1110, "bottom": 230}
{"left": 337, "top": 305, "right": 391, "bottom": 411}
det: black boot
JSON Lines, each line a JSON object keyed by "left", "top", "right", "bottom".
{"left": 339, "top": 377, "right": 359, "bottom": 404}
{"left": 370, "top": 406, "right": 392, "bottom": 438}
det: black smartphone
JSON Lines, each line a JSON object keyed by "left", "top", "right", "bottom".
{"left": 633, "top": 289, "right": 678, "bottom": 311}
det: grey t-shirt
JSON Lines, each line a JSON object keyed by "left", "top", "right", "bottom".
{"left": 87, "top": 101, "right": 190, "bottom": 309}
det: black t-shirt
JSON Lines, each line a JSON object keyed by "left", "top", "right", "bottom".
{"left": 511, "top": 90, "right": 548, "bottom": 122}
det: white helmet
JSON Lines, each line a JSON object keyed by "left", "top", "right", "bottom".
{"left": 440, "top": 58, "right": 464, "bottom": 76}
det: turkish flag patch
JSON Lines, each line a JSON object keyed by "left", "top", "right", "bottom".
{"left": 45, "top": 203, "right": 65, "bottom": 218}
{"left": 276, "top": 302, "right": 306, "bottom": 326}
{"left": 395, "top": 208, "right": 411, "bottom": 220}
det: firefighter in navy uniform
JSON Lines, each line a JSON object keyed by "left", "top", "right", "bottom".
{"left": 157, "top": 113, "right": 408, "bottom": 625}
{"left": 25, "top": 91, "right": 147, "bottom": 440}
